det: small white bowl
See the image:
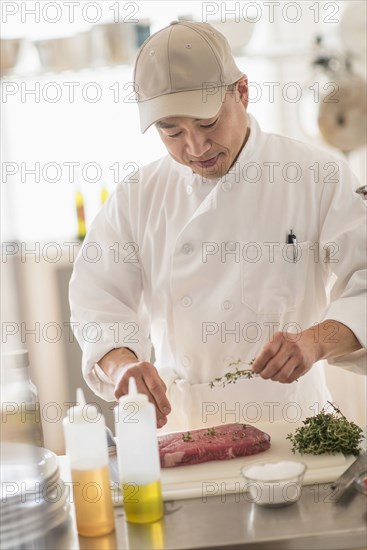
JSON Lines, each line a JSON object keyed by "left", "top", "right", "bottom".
{"left": 241, "top": 460, "right": 307, "bottom": 507}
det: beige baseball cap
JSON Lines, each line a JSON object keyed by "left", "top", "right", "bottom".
{"left": 133, "top": 21, "right": 244, "bottom": 133}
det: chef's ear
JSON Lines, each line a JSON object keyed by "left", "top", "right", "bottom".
{"left": 236, "top": 76, "right": 249, "bottom": 109}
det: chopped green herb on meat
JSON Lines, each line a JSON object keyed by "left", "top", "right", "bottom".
{"left": 182, "top": 432, "right": 193, "bottom": 442}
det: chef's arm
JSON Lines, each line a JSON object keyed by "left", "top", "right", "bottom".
{"left": 316, "top": 158, "right": 366, "bottom": 373}
{"left": 306, "top": 320, "right": 362, "bottom": 361}
{"left": 69, "top": 181, "right": 157, "bottom": 404}
{"left": 98, "top": 347, "right": 171, "bottom": 428}
{"left": 253, "top": 156, "right": 366, "bottom": 382}
{"left": 252, "top": 320, "right": 363, "bottom": 383}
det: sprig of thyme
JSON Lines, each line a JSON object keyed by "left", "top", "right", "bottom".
{"left": 286, "top": 401, "right": 364, "bottom": 456}
{"left": 209, "top": 358, "right": 257, "bottom": 388}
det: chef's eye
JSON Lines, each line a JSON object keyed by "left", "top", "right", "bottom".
{"left": 201, "top": 118, "right": 218, "bottom": 129}
{"left": 167, "top": 131, "right": 182, "bottom": 138}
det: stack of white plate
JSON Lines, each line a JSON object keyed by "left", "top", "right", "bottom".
{"left": 0, "top": 443, "right": 70, "bottom": 549}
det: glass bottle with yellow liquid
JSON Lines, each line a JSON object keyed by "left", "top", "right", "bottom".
{"left": 115, "top": 377, "right": 164, "bottom": 524}
{"left": 63, "top": 389, "right": 115, "bottom": 537}
{"left": 75, "top": 189, "right": 87, "bottom": 241}
{"left": 1, "top": 349, "right": 44, "bottom": 447}
{"left": 100, "top": 185, "right": 109, "bottom": 205}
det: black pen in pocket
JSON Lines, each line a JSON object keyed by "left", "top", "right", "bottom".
{"left": 287, "top": 229, "right": 297, "bottom": 263}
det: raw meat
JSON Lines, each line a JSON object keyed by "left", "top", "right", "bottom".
{"left": 158, "top": 423, "right": 271, "bottom": 468}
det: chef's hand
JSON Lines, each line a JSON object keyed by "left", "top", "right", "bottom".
{"left": 98, "top": 348, "right": 171, "bottom": 428}
{"left": 252, "top": 321, "right": 362, "bottom": 383}
{"left": 252, "top": 330, "right": 317, "bottom": 383}
{"left": 115, "top": 362, "right": 172, "bottom": 428}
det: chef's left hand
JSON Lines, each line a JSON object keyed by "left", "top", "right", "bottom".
{"left": 252, "top": 330, "right": 318, "bottom": 383}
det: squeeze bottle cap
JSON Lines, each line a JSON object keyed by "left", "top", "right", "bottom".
{"left": 118, "top": 377, "right": 148, "bottom": 405}
{"left": 129, "top": 376, "right": 149, "bottom": 402}
{"left": 1, "top": 350, "right": 29, "bottom": 370}
{"left": 64, "top": 387, "right": 98, "bottom": 424}
{"left": 77, "top": 387, "right": 86, "bottom": 407}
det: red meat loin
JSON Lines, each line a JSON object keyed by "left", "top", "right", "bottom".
{"left": 158, "top": 423, "right": 271, "bottom": 468}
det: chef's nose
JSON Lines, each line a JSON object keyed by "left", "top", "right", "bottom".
{"left": 185, "top": 130, "right": 211, "bottom": 158}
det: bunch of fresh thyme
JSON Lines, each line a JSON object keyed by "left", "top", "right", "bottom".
{"left": 209, "top": 358, "right": 257, "bottom": 388}
{"left": 286, "top": 401, "right": 364, "bottom": 456}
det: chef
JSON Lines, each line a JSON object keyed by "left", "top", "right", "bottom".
{"left": 69, "top": 21, "right": 366, "bottom": 432}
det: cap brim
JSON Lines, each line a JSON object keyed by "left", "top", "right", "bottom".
{"left": 138, "top": 86, "right": 227, "bottom": 133}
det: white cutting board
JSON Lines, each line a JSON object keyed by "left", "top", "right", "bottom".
{"left": 159, "top": 421, "right": 357, "bottom": 501}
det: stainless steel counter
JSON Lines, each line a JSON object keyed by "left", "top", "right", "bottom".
{"left": 44, "top": 482, "right": 366, "bottom": 550}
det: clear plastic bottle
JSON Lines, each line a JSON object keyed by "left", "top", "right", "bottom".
{"left": 114, "top": 377, "right": 164, "bottom": 524}
{"left": 0, "top": 349, "right": 44, "bottom": 447}
{"left": 62, "top": 388, "right": 115, "bottom": 537}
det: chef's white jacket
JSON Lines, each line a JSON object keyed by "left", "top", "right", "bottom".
{"left": 69, "top": 114, "right": 367, "bottom": 432}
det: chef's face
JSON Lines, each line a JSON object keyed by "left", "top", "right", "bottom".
{"left": 156, "top": 77, "right": 249, "bottom": 180}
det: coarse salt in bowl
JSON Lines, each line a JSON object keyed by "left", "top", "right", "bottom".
{"left": 241, "top": 460, "right": 307, "bottom": 507}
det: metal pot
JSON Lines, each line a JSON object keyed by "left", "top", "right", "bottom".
{"left": 1, "top": 38, "right": 22, "bottom": 72}
{"left": 318, "top": 74, "right": 367, "bottom": 153}
{"left": 34, "top": 32, "right": 93, "bottom": 73}
{"left": 91, "top": 20, "right": 150, "bottom": 66}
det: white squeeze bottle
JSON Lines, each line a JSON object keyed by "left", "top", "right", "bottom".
{"left": 62, "top": 388, "right": 115, "bottom": 537}
{"left": 114, "top": 377, "right": 164, "bottom": 523}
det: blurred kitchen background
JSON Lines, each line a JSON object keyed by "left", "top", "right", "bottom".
{"left": 1, "top": 1, "right": 366, "bottom": 453}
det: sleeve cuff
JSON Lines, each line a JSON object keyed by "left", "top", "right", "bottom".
{"left": 81, "top": 338, "right": 153, "bottom": 401}
{"left": 320, "top": 302, "right": 367, "bottom": 375}
{"left": 322, "top": 299, "right": 367, "bottom": 350}
{"left": 327, "top": 348, "right": 367, "bottom": 376}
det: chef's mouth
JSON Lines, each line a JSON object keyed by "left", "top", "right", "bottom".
{"left": 192, "top": 154, "right": 220, "bottom": 168}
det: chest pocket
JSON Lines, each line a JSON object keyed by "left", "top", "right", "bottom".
{"left": 241, "top": 241, "right": 311, "bottom": 314}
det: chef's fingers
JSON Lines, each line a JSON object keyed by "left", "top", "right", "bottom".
{"left": 143, "top": 369, "right": 172, "bottom": 417}
{"left": 252, "top": 332, "right": 283, "bottom": 373}
{"left": 114, "top": 363, "right": 170, "bottom": 428}
{"left": 286, "top": 365, "right": 303, "bottom": 384}
{"left": 257, "top": 350, "right": 293, "bottom": 380}
{"left": 136, "top": 378, "right": 169, "bottom": 428}
{"left": 114, "top": 364, "right": 143, "bottom": 397}
{"left": 116, "top": 362, "right": 167, "bottom": 397}
{"left": 126, "top": 363, "right": 171, "bottom": 421}
{"left": 269, "top": 357, "right": 301, "bottom": 383}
